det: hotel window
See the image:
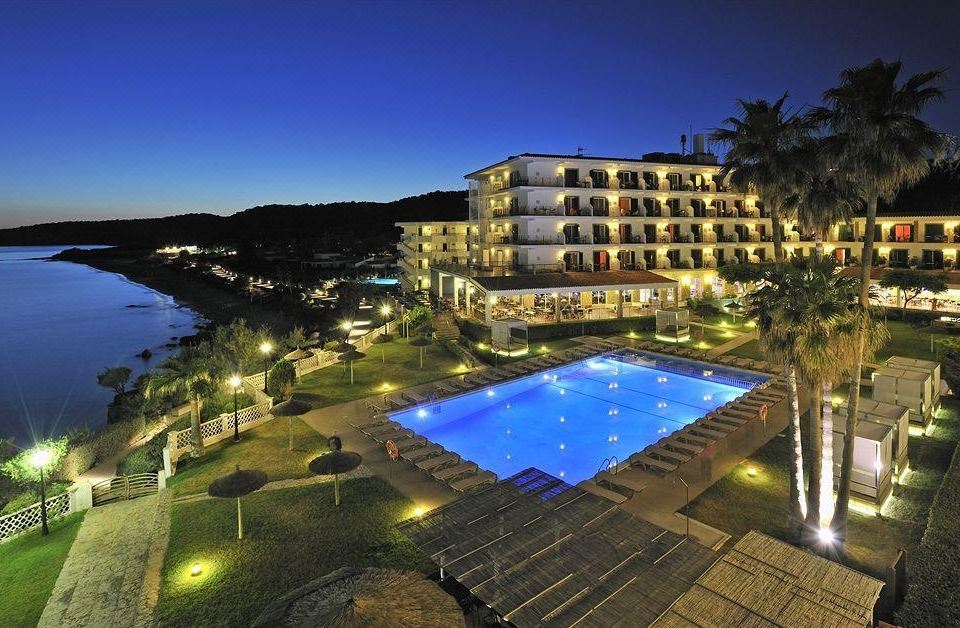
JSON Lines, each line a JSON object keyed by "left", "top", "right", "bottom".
{"left": 619, "top": 197, "right": 639, "bottom": 216}
{"left": 642, "top": 171, "right": 659, "bottom": 190}
{"left": 592, "top": 290, "right": 606, "bottom": 304}
{"left": 691, "top": 199, "right": 706, "bottom": 217}
{"left": 509, "top": 196, "right": 519, "bottom": 214}
{"left": 892, "top": 224, "right": 913, "bottom": 242}
{"left": 617, "top": 170, "right": 638, "bottom": 189}
{"left": 667, "top": 198, "right": 681, "bottom": 216}
{"left": 667, "top": 173, "right": 682, "bottom": 190}
{"left": 712, "top": 199, "right": 727, "bottom": 214}
{"left": 564, "top": 168, "right": 579, "bottom": 187}
{"left": 590, "top": 169, "right": 609, "bottom": 188}
{"left": 593, "top": 224, "right": 610, "bottom": 244}
{"left": 564, "top": 196, "right": 580, "bottom": 216}
{"left": 590, "top": 197, "right": 609, "bottom": 216}
{"left": 441, "top": 225, "right": 448, "bottom": 235}
{"left": 690, "top": 173, "right": 705, "bottom": 190}
{"left": 592, "top": 251, "right": 609, "bottom": 271}
{"left": 643, "top": 198, "right": 660, "bottom": 217}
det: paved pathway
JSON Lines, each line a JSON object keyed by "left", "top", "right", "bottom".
{"left": 38, "top": 492, "right": 171, "bottom": 628}
{"left": 706, "top": 329, "right": 757, "bottom": 357}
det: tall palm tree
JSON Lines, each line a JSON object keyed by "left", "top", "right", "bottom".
{"left": 813, "top": 59, "right": 945, "bottom": 540}
{"left": 146, "top": 344, "right": 221, "bottom": 458}
{"left": 746, "top": 265, "right": 807, "bottom": 534}
{"left": 712, "top": 93, "right": 810, "bottom": 267}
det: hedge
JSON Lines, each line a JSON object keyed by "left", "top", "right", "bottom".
{"left": 116, "top": 416, "right": 191, "bottom": 475}
{"left": 897, "top": 441, "right": 960, "bottom": 626}
{"left": 59, "top": 415, "right": 149, "bottom": 481}
{"left": 457, "top": 315, "right": 656, "bottom": 343}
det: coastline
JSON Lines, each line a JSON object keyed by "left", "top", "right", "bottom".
{"left": 53, "top": 248, "right": 305, "bottom": 334}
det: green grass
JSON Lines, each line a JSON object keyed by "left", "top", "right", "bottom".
{"left": 728, "top": 319, "right": 959, "bottom": 363}
{"left": 155, "top": 477, "right": 432, "bottom": 627}
{"left": 626, "top": 322, "right": 744, "bottom": 353}
{"left": 683, "top": 400, "right": 960, "bottom": 579}
{"left": 0, "top": 512, "right": 85, "bottom": 627}
{"left": 473, "top": 337, "right": 581, "bottom": 365}
{"left": 294, "top": 338, "right": 466, "bottom": 406}
{"left": 167, "top": 417, "right": 327, "bottom": 497}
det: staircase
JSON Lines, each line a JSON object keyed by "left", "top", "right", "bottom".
{"left": 432, "top": 313, "right": 461, "bottom": 341}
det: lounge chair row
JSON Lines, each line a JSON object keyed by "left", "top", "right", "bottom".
{"left": 612, "top": 384, "right": 789, "bottom": 477}
{"left": 350, "top": 416, "right": 497, "bottom": 493}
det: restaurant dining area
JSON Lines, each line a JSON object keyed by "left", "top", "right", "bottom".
{"left": 430, "top": 267, "right": 679, "bottom": 326}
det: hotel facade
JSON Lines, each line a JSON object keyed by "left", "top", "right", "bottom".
{"left": 398, "top": 149, "right": 960, "bottom": 326}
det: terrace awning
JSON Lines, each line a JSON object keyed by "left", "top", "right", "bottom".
{"left": 397, "top": 468, "right": 718, "bottom": 627}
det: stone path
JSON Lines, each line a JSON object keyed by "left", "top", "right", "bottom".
{"left": 38, "top": 492, "right": 172, "bottom": 628}
{"left": 706, "top": 329, "right": 757, "bottom": 357}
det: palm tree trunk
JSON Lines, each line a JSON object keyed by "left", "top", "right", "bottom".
{"left": 821, "top": 381, "right": 835, "bottom": 527}
{"left": 835, "top": 194, "right": 877, "bottom": 541}
{"left": 769, "top": 202, "right": 784, "bottom": 266}
{"left": 786, "top": 364, "right": 807, "bottom": 536}
{"left": 190, "top": 395, "right": 205, "bottom": 458}
{"left": 806, "top": 382, "right": 822, "bottom": 535}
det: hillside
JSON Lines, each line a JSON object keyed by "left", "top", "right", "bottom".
{"left": 0, "top": 190, "right": 467, "bottom": 251}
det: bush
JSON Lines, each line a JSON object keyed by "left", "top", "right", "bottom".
{"left": 897, "top": 442, "right": 960, "bottom": 626}
{"left": 526, "top": 316, "right": 656, "bottom": 341}
{"left": 0, "top": 481, "right": 71, "bottom": 516}
{"left": 59, "top": 415, "right": 148, "bottom": 481}
{"left": 456, "top": 317, "right": 491, "bottom": 343}
{"left": 115, "top": 416, "right": 191, "bottom": 475}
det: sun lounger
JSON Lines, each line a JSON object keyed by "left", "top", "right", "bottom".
{"left": 685, "top": 424, "right": 727, "bottom": 440}
{"left": 362, "top": 399, "right": 386, "bottom": 414}
{"left": 364, "top": 421, "right": 401, "bottom": 436}
{"left": 698, "top": 418, "right": 739, "bottom": 433}
{"left": 577, "top": 480, "right": 628, "bottom": 503}
{"left": 645, "top": 445, "right": 691, "bottom": 464}
{"left": 717, "top": 407, "right": 756, "bottom": 421}
{"left": 401, "top": 390, "right": 428, "bottom": 404}
{"left": 660, "top": 437, "right": 703, "bottom": 457}
{"left": 384, "top": 394, "right": 410, "bottom": 409}
{"left": 371, "top": 428, "right": 413, "bottom": 444}
{"left": 749, "top": 391, "right": 784, "bottom": 403}
{"left": 596, "top": 470, "right": 647, "bottom": 493}
{"left": 416, "top": 452, "right": 459, "bottom": 471}
{"left": 542, "top": 354, "right": 565, "bottom": 365}
{"left": 433, "top": 461, "right": 478, "bottom": 482}
{"left": 435, "top": 382, "right": 460, "bottom": 395}
{"left": 391, "top": 435, "right": 427, "bottom": 451}
{"left": 402, "top": 444, "right": 443, "bottom": 462}
{"left": 450, "top": 471, "right": 497, "bottom": 493}
{"left": 675, "top": 431, "right": 711, "bottom": 447}
{"left": 502, "top": 364, "right": 527, "bottom": 375}
{"left": 351, "top": 416, "right": 390, "bottom": 431}
{"left": 629, "top": 453, "right": 678, "bottom": 474}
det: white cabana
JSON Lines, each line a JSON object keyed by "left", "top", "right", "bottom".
{"left": 873, "top": 366, "right": 933, "bottom": 428}
{"left": 832, "top": 419, "right": 894, "bottom": 514}
{"left": 656, "top": 308, "right": 690, "bottom": 342}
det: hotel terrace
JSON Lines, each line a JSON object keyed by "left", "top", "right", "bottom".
{"left": 397, "top": 146, "right": 960, "bottom": 325}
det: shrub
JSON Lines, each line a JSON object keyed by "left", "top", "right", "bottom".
{"left": 456, "top": 317, "right": 491, "bottom": 343}
{"left": 897, "top": 443, "right": 960, "bottom": 626}
{"left": 0, "top": 481, "right": 71, "bottom": 516}
{"left": 526, "top": 316, "right": 656, "bottom": 341}
{"left": 116, "top": 416, "right": 191, "bottom": 476}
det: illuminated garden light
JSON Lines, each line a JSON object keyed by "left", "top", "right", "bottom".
{"left": 190, "top": 563, "right": 203, "bottom": 577}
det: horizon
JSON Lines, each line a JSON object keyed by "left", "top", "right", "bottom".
{"left": 2, "top": 0, "right": 959, "bottom": 229}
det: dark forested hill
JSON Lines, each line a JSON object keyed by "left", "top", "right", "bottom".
{"left": 0, "top": 190, "right": 467, "bottom": 251}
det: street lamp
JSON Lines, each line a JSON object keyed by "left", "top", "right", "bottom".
{"left": 259, "top": 341, "right": 272, "bottom": 393}
{"left": 229, "top": 375, "right": 242, "bottom": 442}
{"left": 380, "top": 304, "right": 392, "bottom": 334}
{"left": 339, "top": 320, "right": 353, "bottom": 334}
{"left": 30, "top": 447, "right": 53, "bottom": 536}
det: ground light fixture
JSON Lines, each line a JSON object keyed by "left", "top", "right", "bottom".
{"left": 30, "top": 446, "right": 53, "bottom": 536}
{"left": 190, "top": 563, "right": 203, "bottom": 577}
{"left": 340, "top": 320, "right": 353, "bottom": 332}
{"left": 747, "top": 466, "right": 758, "bottom": 478}
{"left": 817, "top": 527, "right": 835, "bottom": 544}
{"left": 229, "top": 375, "right": 242, "bottom": 442}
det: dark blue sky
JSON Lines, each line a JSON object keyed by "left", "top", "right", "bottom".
{"left": 1, "top": 1, "right": 958, "bottom": 228}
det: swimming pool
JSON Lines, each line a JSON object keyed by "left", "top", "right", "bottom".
{"left": 390, "top": 355, "right": 763, "bottom": 484}
{"left": 364, "top": 277, "right": 399, "bottom": 286}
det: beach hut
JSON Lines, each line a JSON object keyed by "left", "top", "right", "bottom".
{"left": 886, "top": 356, "right": 942, "bottom": 411}
{"left": 836, "top": 398, "right": 910, "bottom": 480}
{"left": 872, "top": 365, "right": 932, "bottom": 428}
{"left": 832, "top": 418, "right": 894, "bottom": 514}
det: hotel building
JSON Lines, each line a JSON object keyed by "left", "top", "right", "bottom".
{"left": 397, "top": 147, "right": 960, "bottom": 326}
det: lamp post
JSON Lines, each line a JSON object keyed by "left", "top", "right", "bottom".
{"left": 259, "top": 341, "right": 272, "bottom": 393}
{"left": 229, "top": 375, "right": 242, "bottom": 442}
{"left": 380, "top": 304, "right": 392, "bottom": 335}
{"left": 30, "top": 447, "right": 53, "bottom": 536}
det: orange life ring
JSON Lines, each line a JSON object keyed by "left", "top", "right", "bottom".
{"left": 757, "top": 404, "right": 768, "bottom": 422}
{"left": 385, "top": 440, "right": 399, "bottom": 461}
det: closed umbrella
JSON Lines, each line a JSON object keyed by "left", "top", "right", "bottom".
{"left": 284, "top": 348, "right": 314, "bottom": 361}
{"left": 271, "top": 398, "right": 313, "bottom": 451}
{"left": 333, "top": 341, "right": 356, "bottom": 354}
{"left": 338, "top": 350, "right": 366, "bottom": 385}
{"left": 208, "top": 466, "right": 268, "bottom": 540}
{"left": 308, "top": 437, "right": 362, "bottom": 506}
{"left": 252, "top": 567, "right": 465, "bottom": 628}
{"left": 408, "top": 336, "right": 431, "bottom": 369}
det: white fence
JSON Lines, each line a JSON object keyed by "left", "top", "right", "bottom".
{"left": 166, "top": 399, "right": 274, "bottom": 465}
{"left": 0, "top": 491, "right": 72, "bottom": 543}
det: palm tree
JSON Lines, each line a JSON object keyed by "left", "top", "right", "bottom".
{"left": 813, "top": 59, "right": 945, "bottom": 540}
{"left": 712, "top": 93, "right": 810, "bottom": 267}
{"left": 146, "top": 344, "right": 221, "bottom": 458}
{"left": 746, "top": 265, "right": 808, "bottom": 535}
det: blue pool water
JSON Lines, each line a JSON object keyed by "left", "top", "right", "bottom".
{"left": 391, "top": 356, "right": 761, "bottom": 483}
{"left": 364, "top": 277, "right": 399, "bottom": 286}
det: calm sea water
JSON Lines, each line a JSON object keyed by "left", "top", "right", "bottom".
{"left": 0, "top": 246, "right": 205, "bottom": 446}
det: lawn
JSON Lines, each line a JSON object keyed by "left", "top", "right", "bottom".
{"left": 682, "top": 400, "right": 960, "bottom": 579}
{"left": 167, "top": 417, "right": 327, "bottom": 497}
{"left": 294, "top": 337, "right": 466, "bottom": 406}
{"left": 154, "top": 478, "right": 432, "bottom": 627}
{"left": 0, "top": 511, "right": 85, "bottom": 627}
{"left": 727, "top": 319, "right": 958, "bottom": 363}
{"left": 627, "top": 322, "right": 745, "bottom": 353}
{"left": 474, "top": 337, "right": 581, "bottom": 365}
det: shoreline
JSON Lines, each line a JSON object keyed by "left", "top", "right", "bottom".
{"left": 53, "top": 249, "right": 307, "bottom": 334}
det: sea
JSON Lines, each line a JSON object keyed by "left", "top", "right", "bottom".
{"left": 0, "top": 245, "right": 205, "bottom": 446}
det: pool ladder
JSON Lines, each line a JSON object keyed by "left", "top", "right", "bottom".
{"left": 597, "top": 456, "right": 620, "bottom": 477}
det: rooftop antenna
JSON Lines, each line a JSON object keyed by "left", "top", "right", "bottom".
{"left": 680, "top": 134, "right": 687, "bottom": 156}
{"left": 576, "top": 146, "right": 585, "bottom": 156}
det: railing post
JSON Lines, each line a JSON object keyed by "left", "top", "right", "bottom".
{"left": 125, "top": 475, "right": 131, "bottom": 501}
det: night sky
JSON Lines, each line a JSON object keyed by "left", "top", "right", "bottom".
{"left": 1, "top": 1, "right": 958, "bottom": 229}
